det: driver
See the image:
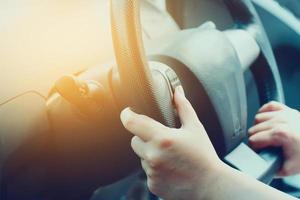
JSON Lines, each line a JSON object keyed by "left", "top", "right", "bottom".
{"left": 120, "top": 86, "right": 299, "bottom": 200}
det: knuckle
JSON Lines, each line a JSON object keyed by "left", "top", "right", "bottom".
{"left": 144, "top": 151, "right": 153, "bottom": 161}
{"left": 273, "top": 126, "right": 289, "bottom": 139}
{"left": 124, "top": 116, "right": 137, "bottom": 129}
{"left": 149, "top": 157, "right": 162, "bottom": 169}
{"left": 142, "top": 162, "right": 154, "bottom": 178}
{"left": 146, "top": 169, "right": 155, "bottom": 178}
{"left": 147, "top": 179, "right": 155, "bottom": 194}
{"left": 147, "top": 179, "right": 162, "bottom": 196}
{"left": 145, "top": 152, "right": 157, "bottom": 163}
{"left": 130, "top": 136, "right": 139, "bottom": 148}
{"left": 158, "top": 135, "right": 175, "bottom": 149}
{"left": 146, "top": 153, "right": 163, "bottom": 169}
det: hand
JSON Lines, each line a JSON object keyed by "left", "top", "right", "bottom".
{"left": 249, "top": 101, "right": 300, "bottom": 177}
{"left": 120, "top": 86, "right": 223, "bottom": 200}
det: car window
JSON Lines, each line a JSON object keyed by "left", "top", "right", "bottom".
{"left": 275, "top": 0, "right": 300, "bottom": 18}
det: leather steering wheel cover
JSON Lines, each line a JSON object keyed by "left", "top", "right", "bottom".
{"left": 111, "top": 0, "right": 170, "bottom": 125}
{"left": 224, "top": 0, "right": 285, "bottom": 103}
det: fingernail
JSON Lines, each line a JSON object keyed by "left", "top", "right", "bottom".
{"left": 176, "top": 85, "right": 185, "bottom": 96}
{"left": 120, "top": 107, "right": 133, "bottom": 124}
{"left": 248, "top": 127, "right": 253, "bottom": 133}
{"left": 248, "top": 136, "right": 256, "bottom": 142}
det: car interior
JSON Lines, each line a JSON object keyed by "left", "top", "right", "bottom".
{"left": 0, "top": 0, "right": 300, "bottom": 199}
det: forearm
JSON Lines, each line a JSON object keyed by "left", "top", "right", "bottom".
{"left": 201, "top": 164, "right": 297, "bottom": 200}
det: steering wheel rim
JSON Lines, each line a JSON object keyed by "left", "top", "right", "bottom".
{"left": 110, "top": 1, "right": 175, "bottom": 127}
{"left": 224, "top": 0, "right": 284, "bottom": 103}
{"left": 111, "top": 0, "right": 284, "bottom": 183}
{"left": 223, "top": 0, "right": 284, "bottom": 183}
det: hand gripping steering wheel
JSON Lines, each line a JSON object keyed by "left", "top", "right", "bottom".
{"left": 110, "top": 0, "right": 284, "bottom": 183}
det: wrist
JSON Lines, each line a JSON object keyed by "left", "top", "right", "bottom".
{"left": 191, "top": 159, "right": 229, "bottom": 200}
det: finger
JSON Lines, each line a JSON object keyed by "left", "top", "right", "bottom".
{"left": 276, "top": 170, "right": 286, "bottom": 178}
{"left": 254, "top": 112, "right": 277, "bottom": 124}
{"left": 174, "top": 86, "right": 202, "bottom": 129}
{"left": 248, "top": 121, "right": 273, "bottom": 136}
{"left": 120, "top": 108, "right": 168, "bottom": 141}
{"left": 276, "top": 161, "right": 294, "bottom": 178}
{"left": 131, "top": 136, "right": 147, "bottom": 159}
{"left": 141, "top": 159, "right": 153, "bottom": 178}
{"left": 276, "top": 167, "right": 289, "bottom": 178}
{"left": 258, "top": 101, "right": 286, "bottom": 113}
{"left": 249, "top": 129, "right": 281, "bottom": 149}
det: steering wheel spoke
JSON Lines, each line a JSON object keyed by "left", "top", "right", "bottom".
{"left": 224, "top": 29, "right": 260, "bottom": 72}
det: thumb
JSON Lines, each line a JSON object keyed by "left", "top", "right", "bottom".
{"left": 174, "top": 86, "right": 203, "bottom": 130}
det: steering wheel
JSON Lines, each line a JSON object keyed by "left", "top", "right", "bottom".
{"left": 110, "top": 0, "right": 284, "bottom": 183}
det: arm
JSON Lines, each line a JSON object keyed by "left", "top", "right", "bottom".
{"left": 120, "top": 86, "right": 297, "bottom": 200}
{"left": 206, "top": 164, "right": 295, "bottom": 200}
